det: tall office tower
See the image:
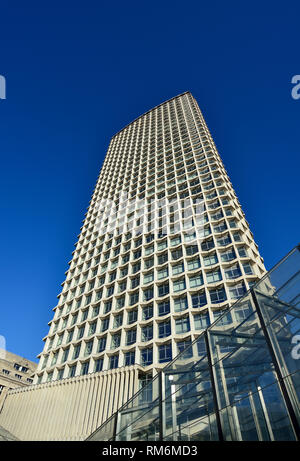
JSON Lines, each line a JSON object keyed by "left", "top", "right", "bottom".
{"left": 34, "top": 92, "right": 266, "bottom": 386}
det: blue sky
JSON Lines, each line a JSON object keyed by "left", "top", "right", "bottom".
{"left": 0, "top": 0, "right": 299, "bottom": 362}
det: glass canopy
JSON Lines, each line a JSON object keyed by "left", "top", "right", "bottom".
{"left": 87, "top": 246, "right": 300, "bottom": 441}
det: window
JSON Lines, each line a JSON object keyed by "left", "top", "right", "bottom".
{"left": 170, "top": 236, "right": 181, "bottom": 246}
{"left": 206, "top": 269, "right": 222, "bottom": 284}
{"left": 213, "top": 309, "right": 232, "bottom": 326}
{"left": 122, "top": 253, "right": 130, "bottom": 264}
{"left": 142, "top": 304, "right": 153, "bottom": 320}
{"left": 217, "top": 234, "right": 231, "bottom": 247}
{"left": 85, "top": 340, "right": 93, "bottom": 356}
{"left": 187, "top": 258, "right": 200, "bottom": 271}
{"left": 139, "top": 373, "right": 153, "bottom": 402}
{"left": 13, "top": 363, "right": 24, "bottom": 372}
{"left": 214, "top": 221, "right": 227, "bottom": 233}
{"left": 158, "top": 252, "right": 168, "bottom": 265}
{"left": 238, "top": 247, "right": 247, "bottom": 258}
{"left": 172, "top": 262, "right": 184, "bottom": 275}
{"left": 113, "top": 314, "right": 123, "bottom": 329}
{"left": 233, "top": 232, "right": 242, "bottom": 242}
{"left": 67, "top": 329, "right": 74, "bottom": 343}
{"left": 141, "top": 325, "right": 153, "bottom": 342}
{"left": 81, "top": 361, "right": 89, "bottom": 375}
{"left": 109, "top": 271, "right": 117, "bottom": 282}
{"left": 171, "top": 249, "right": 183, "bottom": 260}
{"left": 131, "top": 276, "right": 140, "bottom": 289}
{"left": 62, "top": 348, "right": 69, "bottom": 362}
{"left": 228, "top": 219, "right": 237, "bottom": 228}
{"left": 211, "top": 211, "right": 223, "bottom": 221}
{"left": 225, "top": 263, "right": 241, "bottom": 279}
{"left": 184, "top": 231, "right": 197, "bottom": 242}
{"left": 85, "top": 295, "right": 92, "bottom": 306}
{"left": 143, "top": 287, "right": 154, "bottom": 301}
{"left": 57, "top": 369, "right": 64, "bottom": 380}
{"left": 177, "top": 340, "right": 193, "bottom": 358}
{"left": 82, "top": 310, "right": 89, "bottom": 322}
{"left": 229, "top": 282, "right": 247, "bottom": 300}
{"left": 133, "top": 250, "right": 141, "bottom": 260}
{"left": 119, "top": 281, "right": 127, "bottom": 293}
{"left": 128, "top": 309, "right": 138, "bottom": 324}
{"left": 95, "top": 358, "right": 103, "bottom": 372}
{"left": 111, "top": 334, "right": 121, "bottom": 349}
{"left": 158, "top": 321, "right": 171, "bottom": 338}
{"left": 191, "top": 291, "right": 207, "bottom": 308}
{"left": 220, "top": 248, "right": 236, "bottom": 262}
{"left": 73, "top": 344, "right": 81, "bottom": 359}
{"left": 104, "top": 301, "right": 112, "bottom": 314}
{"left": 234, "top": 302, "right": 253, "bottom": 322}
{"left": 157, "top": 239, "right": 168, "bottom": 251}
{"left": 145, "top": 245, "right": 154, "bottom": 255}
{"left": 158, "top": 344, "right": 172, "bottom": 363}
{"left": 130, "top": 291, "right": 139, "bottom": 306}
{"left": 46, "top": 371, "right": 53, "bottom": 382}
{"left": 101, "top": 317, "right": 109, "bottom": 332}
{"left": 158, "top": 266, "right": 168, "bottom": 280}
{"left": 158, "top": 300, "right": 170, "bottom": 316}
{"left": 210, "top": 287, "right": 227, "bottom": 303}
{"left": 88, "top": 322, "right": 96, "bottom": 335}
{"left": 186, "top": 244, "right": 199, "bottom": 256}
{"left": 175, "top": 317, "right": 190, "bottom": 334}
{"left": 120, "top": 266, "right": 128, "bottom": 278}
{"left": 144, "top": 271, "right": 154, "bottom": 284}
{"left": 158, "top": 283, "right": 169, "bottom": 297}
{"left": 203, "top": 253, "right": 218, "bottom": 266}
{"left": 194, "top": 312, "right": 210, "bottom": 330}
{"left": 125, "top": 351, "right": 135, "bottom": 366}
{"left": 126, "top": 329, "right": 136, "bottom": 346}
{"left": 141, "top": 348, "right": 153, "bottom": 366}
{"left": 69, "top": 365, "right": 76, "bottom": 378}
{"left": 174, "top": 296, "right": 188, "bottom": 312}
{"left": 189, "top": 272, "right": 204, "bottom": 288}
{"left": 201, "top": 239, "right": 214, "bottom": 252}
{"left": 98, "top": 336, "right": 107, "bottom": 352}
{"left": 92, "top": 304, "right": 100, "bottom": 317}
{"left": 173, "top": 278, "right": 186, "bottom": 292}
{"left": 106, "top": 285, "right": 114, "bottom": 297}
{"left": 243, "top": 262, "right": 253, "bottom": 275}
{"left": 116, "top": 296, "right": 125, "bottom": 309}
{"left": 144, "top": 258, "right": 154, "bottom": 269}
{"left": 109, "top": 355, "right": 119, "bottom": 369}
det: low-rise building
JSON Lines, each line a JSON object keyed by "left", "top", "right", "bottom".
{"left": 0, "top": 349, "right": 37, "bottom": 396}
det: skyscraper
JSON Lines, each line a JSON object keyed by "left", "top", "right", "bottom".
{"left": 34, "top": 91, "right": 266, "bottom": 388}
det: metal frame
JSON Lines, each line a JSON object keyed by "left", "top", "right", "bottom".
{"left": 251, "top": 288, "right": 300, "bottom": 441}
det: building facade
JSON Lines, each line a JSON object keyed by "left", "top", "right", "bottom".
{"left": 0, "top": 91, "right": 270, "bottom": 441}
{"left": 34, "top": 91, "right": 266, "bottom": 389}
{"left": 0, "top": 349, "right": 37, "bottom": 395}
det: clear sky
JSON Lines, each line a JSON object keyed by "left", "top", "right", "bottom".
{"left": 0, "top": 0, "right": 299, "bottom": 362}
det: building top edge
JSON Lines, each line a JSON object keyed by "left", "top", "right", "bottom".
{"left": 110, "top": 91, "right": 193, "bottom": 140}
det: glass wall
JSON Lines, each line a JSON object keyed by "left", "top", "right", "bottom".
{"left": 87, "top": 246, "right": 300, "bottom": 441}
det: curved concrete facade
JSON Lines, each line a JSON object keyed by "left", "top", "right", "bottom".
{"left": 0, "top": 365, "right": 140, "bottom": 440}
